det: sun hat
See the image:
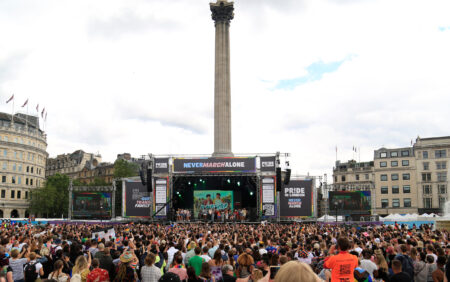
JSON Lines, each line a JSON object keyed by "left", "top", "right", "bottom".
{"left": 120, "top": 251, "right": 134, "bottom": 263}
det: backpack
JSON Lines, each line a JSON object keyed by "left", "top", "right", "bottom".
{"left": 24, "top": 262, "right": 38, "bottom": 282}
{"left": 396, "top": 254, "right": 414, "bottom": 278}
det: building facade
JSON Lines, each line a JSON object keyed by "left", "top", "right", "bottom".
{"left": 77, "top": 162, "right": 115, "bottom": 184}
{"left": 374, "top": 147, "right": 418, "bottom": 215}
{"left": 0, "top": 113, "right": 47, "bottom": 218}
{"left": 414, "top": 136, "right": 450, "bottom": 214}
{"left": 46, "top": 150, "right": 102, "bottom": 178}
{"left": 333, "top": 160, "right": 375, "bottom": 191}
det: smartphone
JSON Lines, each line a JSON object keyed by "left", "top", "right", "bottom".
{"left": 270, "top": 266, "right": 280, "bottom": 279}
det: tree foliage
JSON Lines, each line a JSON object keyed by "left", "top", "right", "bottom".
{"left": 113, "top": 159, "right": 139, "bottom": 179}
{"left": 29, "top": 173, "right": 70, "bottom": 218}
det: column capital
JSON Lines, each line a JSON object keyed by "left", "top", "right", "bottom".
{"left": 210, "top": 0, "right": 234, "bottom": 24}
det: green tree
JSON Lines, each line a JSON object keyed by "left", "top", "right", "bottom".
{"left": 29, "top": 173, "right": 70, "bottom": 218}
{"left": 113, "top": 159, "right": 139, "bottom": 179}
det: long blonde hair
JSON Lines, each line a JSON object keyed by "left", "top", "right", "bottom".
{"left": 72, "top": 255, "right": 89, "bottom": 274}
{"left": 274, "top": 261, "right": 321, "bottom": 282}
{"left": 374, "top": 250, "right": 388, "bottom": 272}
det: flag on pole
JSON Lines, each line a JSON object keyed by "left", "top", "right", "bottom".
{"left": 6, "top": 94, "right": 14, "bottom": 104}
{"left": 36, "top": 104, "right": 39, "bottom": 112}
{"left": 21, "top": 99, "right": 28, "bottom": 107}
{"left": 41, "top": 107, "right": 45, "bottom": 118}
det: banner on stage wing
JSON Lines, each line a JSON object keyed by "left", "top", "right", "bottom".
{"left": 173, "top": 157, "right": 256, "bottom": 173}
{"left": 154, "top": 158, "right": 169, "bottom": 174}
{"left": 280, "top": 180, "right": 313, "bottom": 217}
{"left": 154, "top": 178, "right": 168, "bottom": 216}
{"left": 193, "top": 190, "right": 233, "bottom": 218}
{"left": 260, "top": 156, "right": 276, "bottom": 172}
{"left": 123, "top": 181, "right": 151, "bottom": 218}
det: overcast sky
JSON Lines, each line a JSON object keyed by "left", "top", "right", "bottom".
{"left": 1, "top": 0, "right": 449, "bottom": 178}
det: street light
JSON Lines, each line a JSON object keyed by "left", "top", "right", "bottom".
{"left": 334, "top": 200, "right": 339, "bottom": 224}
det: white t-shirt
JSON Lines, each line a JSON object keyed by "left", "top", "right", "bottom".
{"left": 360, "top": 259, "right": 378, "bottom": 278}
{"left": 201, "top": 255, "right": 211, "bottom": 262}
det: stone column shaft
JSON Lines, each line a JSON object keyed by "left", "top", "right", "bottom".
{"left": 211, "top": 0, "right": 234, "bottom": 157}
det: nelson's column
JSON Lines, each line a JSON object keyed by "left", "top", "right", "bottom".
{"left": 211, "top": 0, "right": 234, "bottom": 157}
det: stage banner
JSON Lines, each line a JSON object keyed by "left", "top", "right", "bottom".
{"left": 328, "top": 191, "right": 371, "bottom": 215}
{"left": 193, "top": 190, "right": 233, "bottom": 218}
{"left": 280, "top": 180, "right": 313, "bottom": 217}
{"left": 154, "top": 178, "right": 168, "bottom": 216}
{"left": 72, "top": 192, "right": 112, "bottom": 219}
{"left": 123, "top": 181, "right": 151, "bottom": 218}
{"left": 261, "top": 177, "right": 275, "bottom": 216}
{"left": 154, "top": 158, "right": 169, "bottom": 174}
{"left": 260, "top": 156, "right": 276, "bottom": 172}
{"left": 173, "top": 157, "right": 256, "bottom": 173}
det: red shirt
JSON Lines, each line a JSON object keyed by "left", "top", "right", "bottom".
{"left": 323, "top": 251, "right": 358, "bottom": 282}
{"left": 86, "top": 268, "right": 109, "bottom": 282}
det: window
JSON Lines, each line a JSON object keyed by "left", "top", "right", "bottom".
{"left": 422, "top": 173, "right": 431, "bottom": 182}
{"left": 30, "top": 179, "right": 33, "bottom": 185}
{"left": 436, "top": 162, "right": 447, "bottom": 170}
{"left": 402, "top": 160, "right": 409, "bottom": 166}
{"left": 10, "top": 190, "right": 14, "bottom": 199}
{"left": 423, "top": 151, "right": 428, "bottom": 159}
{"left": 356, "top": 174, "right": 360, "bottom": 181}
{"left": 401, "top": 150, "right": 410, "bottom": 157}
{"left": 437, "top": 172, "right": 447, "bottom": 182}
{"left": 391, "top": 174, "right": 399, "bottom": 181}
{"left": 18, "top": 164, "right": 22, "bottom": 172}
{"left": 403, "top": 173, "right": 410, "bottom": 180}
{"left": 2, "top": 162, "right": 5, "bottom": 170}
{"left": 392, "top": 199, "right": 400, "bottom": 208}
{"left": 0, "top": 190, "right": 4, "bottom": 198}
{"left": 403, "top": 185, "right": 411, "bottom": 193}
{"left": 404, "top": 198, "right": 411, "bottom": 207}
{"left": 3, "top": 149, "right": 6, "bottom": 157}
{"left": 12, "top": 164, "right": 16, "bottom": 171}
{"left": 25, "top": 191, "right": 28, "bottom": 199}
{"left": 26, "top": 166, "right": 29, "bottom": 173}
{"left": 380, "top": 161, "right": 387, "bottom": 167}
{"left": 334, "top": 176, "right": 337, "bottom": 182}
{"left": 423, "top": 185, "right": 432, "bottom": 195}
{"left": 14, "top": 138, "right": 17, "bottom": 143}
{"left": 439, "top": 197, "right": 446, "bottom": 208}
{"left": 391, "top": 161, "right": 398, "bottom": 167}
{"left": 26, "top": 178, "right": 28, "bottom": 185}
{"left": 391, "top": 151, "right": 398, "bottom": 157}
{"left": 392, "top": 186, "right": 399, "bottom": 194}
{"left": 1, "top": 176, "right": 5, "bottom": 183}
{"left": 381, "top": 174, "right": 388, "bottom": 181}
{"left": 439, "top": 184, "right": 447, "bottom": 194}
{"left": 380, "top": 152, "right": 387, "bottom": 158}
{"left": 435, "top": 150, "right": 447, "bottom": 158}
{"left": 381, "top": 187, "right": 388, "bottom": 194}
{"left": 341, "top": 175, "right": 346, "bottom": 182}
{"left": 31, "top": 167, "right": 33, "bottom": 173}
{"left": 423, "top": 162, "right": 429, "bottom": 170}
{"left": 381, "top": 199, "right": 389, "bottom": 208}
{"left": 19, "top": 152, "right": 22, "bottom": 159}
{"left": 17, "top": 191, "right": 21, "bottom": 199}
{"left": 365, "top": 174, "right": 369, "bottom": 180}
{"left": 3, "top": 136, "right": 7, "bottom": 142}
{"left": 14, "top": 151, "right": 17, "bottom": 159}
{"left": 11, "top": 176, "right": 15, "bottom": 184}
{"left": 18, "top": 177, "right": 21, "bottom": 184}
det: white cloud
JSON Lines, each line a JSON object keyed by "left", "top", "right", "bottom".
{"left": 0, "top": 0, "right": 449, "bottom": 179}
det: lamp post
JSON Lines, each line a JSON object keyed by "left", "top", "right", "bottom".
{"left": 334, "top": 200, "right": 338, "bottom": 224}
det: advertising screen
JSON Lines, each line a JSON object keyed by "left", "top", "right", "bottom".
{"left": 72, "top": 192, "right": 112, "bottom": 219}
{"left": 173, "top": 157, "right": 256, "bottom": 173}
{"left": 279, "top": 180, "right": 313, "bottom": 217}
{"left": 328, "top": 191, "right": 371, "bottom": 215}
{"left": 193, "top": 190, "right": 233, "bottom": 218}
{"left": 123, "top": 181, "right": 151, "bottom": 218}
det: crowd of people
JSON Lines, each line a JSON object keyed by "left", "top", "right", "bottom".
{"left": 0, "top": 221, "right": 448, "bottom": 282}
{"left": 191, "top": 209, "right": 248, "bottom": 222}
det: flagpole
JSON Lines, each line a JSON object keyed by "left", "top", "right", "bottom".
{"left": 11, "top": 97, "right": 14, "bottom": 126}
{"left": 26, "top": 102, "right": 29, "bottom": 128}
